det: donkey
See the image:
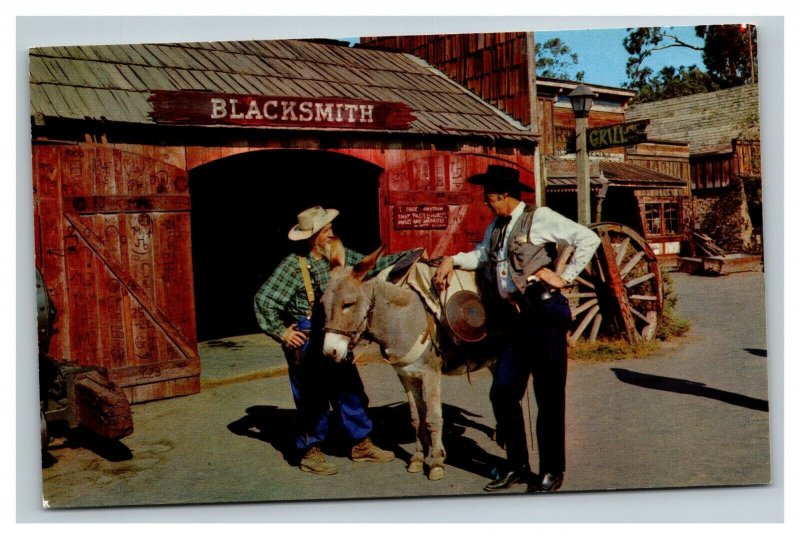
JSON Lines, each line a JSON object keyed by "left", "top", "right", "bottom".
{"left": 321, "top": 242, "right": 492, "bottom": 481}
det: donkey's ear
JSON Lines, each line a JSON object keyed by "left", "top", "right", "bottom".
{"left": 328, "top": 237, "right": 346, "bottom": 269}
{"left": 353, "top": 244, "right": 385, "bottom": 281}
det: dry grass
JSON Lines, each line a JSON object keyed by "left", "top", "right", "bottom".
{"left": 568, "top": 338, "right": 660, "bottom": 363}
{"left": 656, "top": 271, "right": 692, "bottom": 340}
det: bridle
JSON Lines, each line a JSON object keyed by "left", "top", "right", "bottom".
{"left": 323, "top": 286, "right": 375, "bottom": 353}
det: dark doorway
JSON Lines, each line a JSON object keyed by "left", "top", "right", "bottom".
{"left": 189, "top": 150, "right": 383, "bottom": 341}
{"left": 600, "top": 187, "right": 644, "bottom": 231}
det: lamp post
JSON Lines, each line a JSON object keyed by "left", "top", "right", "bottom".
{"left": 568, "top": 85, "right": 596, "bottom": 225}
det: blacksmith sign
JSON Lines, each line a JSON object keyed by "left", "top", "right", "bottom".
{"left": 586, "top": 119, "right": 649, "bottom": 151}
{"left": 148, "top": 90, "right": 417, "bottom": 130}
{"left": 393, "top": 205, "right": 449, "bottom": 230}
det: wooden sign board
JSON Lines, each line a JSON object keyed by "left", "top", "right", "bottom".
{"left": 148, "top": 90, "right": 416, "bottom": 130}
{"left": 393, "top": 205, "right": 449, "bottom": 230}
{"left": 544, "top": 159, "right": 600, "bottom": 178}
{"left": 586, "top": 119, "right": 649, "bottom": 151}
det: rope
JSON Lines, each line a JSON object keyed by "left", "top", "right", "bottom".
{"left": 525, "top": 379, "right": 535, "bottom": 464}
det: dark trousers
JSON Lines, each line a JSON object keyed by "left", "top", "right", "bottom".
{"left": 283, "top": 309, "right": 373, "bottom": 454}
{"left": 489, "top": 292, "right": 572, "bottom": 475}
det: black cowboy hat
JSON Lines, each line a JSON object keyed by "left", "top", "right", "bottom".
{"left": 467, "top": 164, "right": 534, "bottom": 193}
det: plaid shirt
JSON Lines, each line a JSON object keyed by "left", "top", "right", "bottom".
{"left": 254, "top": 248, "right": 407, "bottom": 342}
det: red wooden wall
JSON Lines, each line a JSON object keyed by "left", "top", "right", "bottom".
{"left": 34, "top": 145, "right": 199, "bottom": 403}
{"left": 34, "top": 141, "right": 534, "bottom": 402}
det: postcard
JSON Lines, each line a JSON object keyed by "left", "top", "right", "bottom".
{"left": 29, "top": 23, "right": 771, "bottom": 510}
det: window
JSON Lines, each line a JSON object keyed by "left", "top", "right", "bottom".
{"left": 644, "top": 202, "right": 680, "bottom": 236}
{"left": 663, "top": 203, "right": 679, "bottom": 234}
{"left": 645, "top": 204, "right": 661, "bottom": 235}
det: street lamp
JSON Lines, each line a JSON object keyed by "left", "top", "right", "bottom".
{"left": 568, "top": 85, "right": 596, "bottom": 225}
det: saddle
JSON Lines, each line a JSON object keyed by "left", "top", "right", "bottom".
{"left": 400, "top": 260, "right": 497, "bottom": 375}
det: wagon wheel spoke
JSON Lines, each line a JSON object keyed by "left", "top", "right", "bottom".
{"left": 625, "top": 272, "right": 655, "bottom": 289}
{"left": 614, "top": 237, "right": 631, "bottom": 266}
{"left": 563, "top": 292, "right": 597, "bottom": 300}
{"left": 571, "top": 298, "right": 598, "bottom": 318}
{"left": 630, "top": 294, "right": 658, "bottom": 301}
{"left": 619, "top": 251, "right": 645, "bottom": 279}
{"left": 630, "top": 306, "right": 652, "bottom": 324}
{"left": 574, "top": 275, "right": 595, "bottom": 290}
{"left": 570, "top": 305, "right": 600, "bottom": 344}
{"left": 589, "top": 313, "right": 603, "bottom": 342}
{"left": 641, "top": 311, "right": 659, "bottom": 340}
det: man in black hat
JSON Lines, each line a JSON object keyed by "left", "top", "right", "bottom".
{"left": 433, "top": 165, "right": 600, "bottom": 493}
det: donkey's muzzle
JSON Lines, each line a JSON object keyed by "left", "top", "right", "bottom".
{"left": 323, "top": 332, "right": 350, "bottom": 362}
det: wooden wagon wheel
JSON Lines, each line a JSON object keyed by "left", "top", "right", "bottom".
{"left": 558, "top": 222, "right": 664, "bottom": 344}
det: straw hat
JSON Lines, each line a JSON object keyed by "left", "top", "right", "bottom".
{"left": 288, "top": 206, "right": 340, "bottom": 241}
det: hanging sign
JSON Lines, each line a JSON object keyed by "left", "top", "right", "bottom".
{"left": 148, "top": 90, "right": 416, "bottom": 130}
{"left": 586, "top": 119, "right": 650, "bottom": 151}
{"left": 393, "top": 205, "right": 449, "bottom": 230}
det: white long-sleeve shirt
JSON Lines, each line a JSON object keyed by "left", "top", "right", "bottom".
{"left": 452, "top": 202, "right": 601, "bottom": 296}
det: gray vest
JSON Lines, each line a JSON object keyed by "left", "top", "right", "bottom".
{"left": 487, "top": 205, "right": 557, "bottom": 294}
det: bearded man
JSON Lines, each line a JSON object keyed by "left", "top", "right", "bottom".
{"left": 255, "top": 206, "right": 406, "bottom": 475}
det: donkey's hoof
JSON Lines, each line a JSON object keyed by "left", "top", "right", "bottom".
{"left": 407, "top": 460, "right": 424, "bottom": 474}
{"left": 428, "top": 466, "right": 445, "bottom": 481}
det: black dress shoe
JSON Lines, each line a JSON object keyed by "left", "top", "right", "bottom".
{"left": 484, "top": 468, "right": 530, "bottom": 492}
{"left": 527, "top": 472, "right": 564, "bottom": 493}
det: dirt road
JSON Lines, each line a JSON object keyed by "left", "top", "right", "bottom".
{"left": 39, "top": 272, "right": 771, "bottom": 510}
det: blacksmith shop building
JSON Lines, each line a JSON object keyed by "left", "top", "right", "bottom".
{"left": 29, "top": 38, "right": 537, "bottom": 402}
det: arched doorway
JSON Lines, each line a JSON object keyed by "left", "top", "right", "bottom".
{"left": 189, "top": 150, "right": 383, "bottom": 341}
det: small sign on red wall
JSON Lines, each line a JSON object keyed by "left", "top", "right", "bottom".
{"left": 393, "top": 205, "right": 449, "bottom": 230}
{"left": 148, "top": 90, "right": 416, "bottom": 130}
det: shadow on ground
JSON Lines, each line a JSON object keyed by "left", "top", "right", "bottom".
{"left": 227, "top": 401, "right": 504, "bottom": 479}
{"left": 611, "top": 368, "right": 769, "bottom": 412}
{"left": 42, "top": 427, "right": 134, "bottom": 469}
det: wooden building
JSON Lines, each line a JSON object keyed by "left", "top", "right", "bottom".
{"left": 360, "top": 33, "right": 637, "bottom": 154}
{"left": 360, "top": 33, "right": 701, "bottom": 265}
{"left": 534, "top": 77, "right": 636, "bottom": 157}
{"left": 29, "top": 39, "right": 537, "bottom": 403}
{"left": 626, "top": 85, "right": 762, "bottom": 252}
{"left": 545, "top": 158, "right": 691, "bottom": 267}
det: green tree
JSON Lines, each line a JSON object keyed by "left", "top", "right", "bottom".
{"left": 635, "top": 65, "right": 720, "bottom": 103}
{"left": 535, "top": 38, "right": 585, "bottom": 81}
{"left": 624, "top": 25, "right": 757, "bottom": 102}
{"left": 697, "top": 25, "right": 758, "bottom": 86}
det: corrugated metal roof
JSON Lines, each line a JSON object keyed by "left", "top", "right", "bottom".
{"left": 600, "top": 161, "right": 688, "bottom": 186}
{"left": 29, "top": 38, "right": 533, "bottom": 141}
{"left": 625, "top": 85, "right": 760, "bottom": 155}
{"left": 545, "top": 158, "right": 687, "bottom": 190}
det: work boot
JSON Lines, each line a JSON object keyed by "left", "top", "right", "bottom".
{"left": 299, "top": 446, "right": 338, "bottom": 476}
{"left": 350, "top": 437, "right": 395, "bottom": 463}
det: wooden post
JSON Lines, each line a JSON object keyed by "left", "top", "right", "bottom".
{"left": 576, "top": 116, "right": 591, "bottom": 225}
{"left": 526, "top": 32, "right": 544, "bottom": 208}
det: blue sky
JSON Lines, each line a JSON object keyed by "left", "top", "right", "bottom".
{"left": 536, "top": 26, "right": 706, "bottom": 88}
{"left": 345, "top": 26, "right": 707, "bottom": 90}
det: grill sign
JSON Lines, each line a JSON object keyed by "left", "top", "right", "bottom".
{"left": 586, "top": 119, "right": 649, "bottom": 151}
{"left": 393, "top": 205, "right": 449, "bottom": 230}
{"left": 148, "top": 90, "right": 416, "bottom": 130}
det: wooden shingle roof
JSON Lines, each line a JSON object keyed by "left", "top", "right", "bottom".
{"left": 29, "top": 39, "right": 534, "bottom": 140}
{"left": 625, "top": 84, "right": 760, "bottom": 155}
